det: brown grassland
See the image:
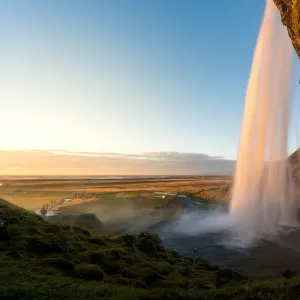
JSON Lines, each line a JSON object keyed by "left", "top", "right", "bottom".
{"left": 0, "top": 176, "right": 232, "bottom": 211}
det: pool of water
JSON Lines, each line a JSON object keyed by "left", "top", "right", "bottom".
{"left": 152, "top": 196, "right": 300, "bottom": 278}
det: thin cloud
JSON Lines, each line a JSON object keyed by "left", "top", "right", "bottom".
{"left": 0, "top": 150, "right": 235, "bottom": 175}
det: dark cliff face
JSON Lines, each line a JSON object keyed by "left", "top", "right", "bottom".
{"left": 273, "top": 0, "right": 300, "bottom": 58}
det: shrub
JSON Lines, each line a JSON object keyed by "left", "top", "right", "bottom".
{"left": 73, "top": 226, "right": 91, "bottom": 237}
{"left": 40, "top": 257, "right": 75, "bottom": 272}
{"left": 51, "top": 238, "right": 70, "bottom": 253}
{"left": 72, "top": 241, "right": 87, "bottom": 251}
{"left": 175, "top": 264, "right": 191, "bottom": 276}
{"left": 141, "top": 288, "right": 185, "bottom": 300}
{"left": 7, "top": 217, "right": 19, "bottom": 224}
{"left": 81, "top": 251, "right": 120, "bottom": 274}
{"left": 26, "top": 227, "right": 41, "bottom": 235}
{"left": 195, "top": 258, "right": 213, "bottom": 270}
{"left": 120, "top": 267, "right": 138, "bottom": 279}
{"left": 154, "top": 261, "right": 172, "bottom": 275}
{"left": 88, "top": 236, "right": 107, "bottom": 246}
{"left": 144, "top": 268, "right": 164, "bottom": 285}
{"left": 0, "top": 287, "right": 27, "bottom": 300}
{"left": 61, "top": 224, "right": 72, "bottom": 231}
{"left": 121, "top": 234, "right": 136, "bottom": 246}
{"left": 109, "top": 236, "right": 123, "bottom": 244}
{"left": 166, "top": 257, "right": 178, "bottom": 265}
{"left": 189, "top": 276, "right": 217, "bottom": 290}
{"left": 26, "top": 235, "right": 52, "bottom": 254}
{"left": 6, "top": 225, "right": 22, "bottom": 238}
{"left": 162, "top": 277, "right": 189, "bottom": 289}
{"left": 136, "top": 237, "right": 157, "bottom": 254}
{"left": 44, "top": 224, "right": 62, "bottom": 234}
{"left": 135, "top": 232, "right": 165, "bottom": 255}
{"left": 74, "top": 213, "right": 104, "bottom": 231}
{"left": 82, "top": 251, "right": 107, "bottom": 264}
{"left": 107, "top": 248, "right": 127, "bottom": 259}
{"left": 123, "top": 255, "right": 134, "bottom": 264}
{"left": 281, "top": 269, "right": 298, "bottom": 279}
{"left": 6, "top": 251, "right": 21, "bottom": 259}
{"left": 216, "top": 268, "right": 246, "bottom": 286}
{"left": 75, "top": 263, "right": 104, "bottom": 281}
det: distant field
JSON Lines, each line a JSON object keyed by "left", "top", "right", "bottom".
{"left": 0, "top": 176, "right": 232, "bottom": 210}
{"left": 0, "top": 189, "right": 74, "bottom": 210}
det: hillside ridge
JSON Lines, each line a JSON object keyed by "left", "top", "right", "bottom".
{"left": 1, "top": 198, "right": 300, "bottom": 299}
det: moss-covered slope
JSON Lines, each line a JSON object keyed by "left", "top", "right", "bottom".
{"left": 0, "top": 198, "right": 300, "bottom": 299}
{"left": 0, "top": 198, "right": 244, "bottom": 298}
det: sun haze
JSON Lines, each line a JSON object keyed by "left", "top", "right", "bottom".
{"left": 0, "top": 0, "right": 298, "bottom": 175}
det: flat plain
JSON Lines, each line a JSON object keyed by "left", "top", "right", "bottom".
{"left": 0, "top": 176, "right": 232, "bottom": 211}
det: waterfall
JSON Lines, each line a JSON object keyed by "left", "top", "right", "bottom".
{"left": 229, "top": 0, "right": 298, "bottom": 247}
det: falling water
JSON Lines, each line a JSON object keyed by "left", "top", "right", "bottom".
{"left": 229, "top": 0, "right": 298, "bottom": 247}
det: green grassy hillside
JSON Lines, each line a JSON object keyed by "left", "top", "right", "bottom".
{"left": 0, "top": 198, "right": 300, "bottom": 299}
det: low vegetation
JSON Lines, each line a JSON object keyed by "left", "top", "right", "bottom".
{"left": 0, "top": 198, "right": 300, "bottom": 299}
{"left": 192, "top": 184, "right": 231, "bottom": 203}
{"left": 48, "top": 213, "right": 106, "bottom": 233}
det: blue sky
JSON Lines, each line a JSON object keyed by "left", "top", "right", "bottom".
{"left": 0, "top": 0, "right": 298, "bottom": 163}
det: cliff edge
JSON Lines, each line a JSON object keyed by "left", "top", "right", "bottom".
{"left": 274, "top": 0, "right": 300, "bottom": 58}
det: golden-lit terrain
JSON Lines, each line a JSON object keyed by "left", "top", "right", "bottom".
{"left": 0, "top": 176, "right": 232, "bottom": 211}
